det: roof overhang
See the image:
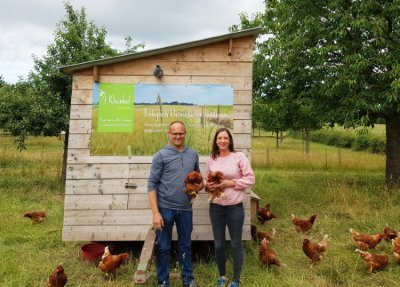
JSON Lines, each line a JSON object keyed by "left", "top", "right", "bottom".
{"left": 60, "top": 27, "right": 262, "bottom": 75}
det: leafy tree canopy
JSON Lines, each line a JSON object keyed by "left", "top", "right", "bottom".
{"left": 235, "top": 1, "right": 400, "bottom": 187}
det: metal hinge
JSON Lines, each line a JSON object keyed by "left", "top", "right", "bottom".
{"left": 125, "top": 182, "right": 138, "bottom": 189}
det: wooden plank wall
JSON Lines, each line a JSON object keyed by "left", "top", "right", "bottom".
{"left": 62, "top": 36, "right": 255, "bottom": 241}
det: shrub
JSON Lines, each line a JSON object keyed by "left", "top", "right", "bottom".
{"left": 337, "top": 132, "right": 355, "bottom": 148}
{"left": 352, "top": 135, "right": 370, "bottom": 151}
{"left": 288, "top": 128, "right": 385, "bottom": 154}
{"left": 368, "top": 136, "right": 386, "bottom": 153}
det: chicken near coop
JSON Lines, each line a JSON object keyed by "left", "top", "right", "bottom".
{"left": 391, "top": 235, "right": 400, "bottom": 264}
{"left": 257, "top": 203, "right": 276, "bottom": 224}
{"left": 383, "top": 226, "right": 398, "bottom": 241}
{"left": 355, "top": 249, "right": 388, "bottom": 272}
{"left": 23, "top": 211, "right": 47, "bottom": 223}
{"left": 291, "top": 214, "right": 317, "bottom": 233}
{"left": 183, "top": 171, "right": 203, "bottom": 199}
{"left": 98, "top": 252, "right": 129, "bottom": 281}
{"left": 47, "top": 262, "right": 67, "bottom": 287}
{"left": 102, "top": 246, "right": 111, "bottom": 260}
{"left": 302, "top": 234, "right": 329, "bottom": 266}
{"left": 206, "top": 171, "right": 225, "bottom": 201}
{"left": 349, "top": 228, "right": 386, "bottom": 250}
{"left": 259, "top": 237, "right": 282, "bottom": 267}
{"left": 251, "top": 224, "right": 275, "bottom": 242}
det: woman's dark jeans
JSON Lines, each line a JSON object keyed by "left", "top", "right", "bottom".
{"left": 209, "top": 202, "right": 244, "bottom": 282}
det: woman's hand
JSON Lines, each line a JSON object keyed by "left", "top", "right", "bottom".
{"left": 214, "top": 179, "right": 235, "bottom": 190}
{"left": 205, "top": 182, "right": 217, "bottom": 192}
{"left": 206, "top": 180, "right": 235, "bottom": 192}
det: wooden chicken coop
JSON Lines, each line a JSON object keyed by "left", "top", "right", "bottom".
{"left": 60, "top": 28, "right": 260, "bottom": 248}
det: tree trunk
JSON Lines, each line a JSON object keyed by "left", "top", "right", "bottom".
{"left": 385, "top": 116, "right": 400, "bottom": 189}
{"left": 305, "top": 128, "right": 310, "bottom": 155}
{"left": 61, "top": 129, "right": 69, "bottom": 181}
{"left": 275, "top": 132, "right": 279, "bottom": 149}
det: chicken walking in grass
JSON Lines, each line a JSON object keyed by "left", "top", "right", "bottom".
{"left": 302, "top": 234, "right": 328, "bottom": 266}
{"left": 349, "top": 228, "right": 386, "bottom": 250}
{"left": 259, "top": 237, "right": 282, "bottom": 267}
{"left": 383, "top": 226, "right": 398, "bottom": 241}
{"left": 24, "top": 211, "right": 47, "bottom": 223}
{"left": 98, "top": 252, "right": 129, "bottom": 281}
{"left": 257, "top": 203, "right": 276, "bottom": 224}
{"left": 392, "top": 235, "right": 400, "bottom": 264}
{"left": 102, "top": 246, "right": 111, "bottom": 260}
{"left": 251, "top": 224, "right": 275, "bottom": 242}
{"left": 355, "top": 249, "right": 388, "bottom": 272}
{"left": 47, "top": 262, "right": 67, "bottom": 287}
{"left": 292, "top": 214, "right": 317, "bottom": 233}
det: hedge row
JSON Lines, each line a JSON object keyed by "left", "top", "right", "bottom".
{"left": 289, "top": 129, "right": 386, "bottom": 154}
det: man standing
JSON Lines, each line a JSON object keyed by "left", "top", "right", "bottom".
{"left": 148, "top": 121, "right": 202, "bottom": 287}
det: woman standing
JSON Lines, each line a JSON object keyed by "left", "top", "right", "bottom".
{"left": 205, "top": 128, "right": 255, "bottom": 287}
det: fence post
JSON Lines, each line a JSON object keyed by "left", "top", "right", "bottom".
{"left": 325, "top": 149, "right": 328, "bottom": 170}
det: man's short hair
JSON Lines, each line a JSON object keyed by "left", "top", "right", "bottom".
{"left": 169, "top": 121, "right": 186, "bottom": 130}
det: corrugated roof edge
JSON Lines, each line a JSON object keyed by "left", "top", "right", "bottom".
{"left": 60, "top": 27, "right": 262, "bottom": 75}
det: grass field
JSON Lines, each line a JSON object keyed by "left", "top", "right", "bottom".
{"left": 0, "top": 132, "right": 399, "bottom": 287}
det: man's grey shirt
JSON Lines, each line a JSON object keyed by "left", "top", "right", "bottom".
{"left": 148, "top": 144, "right": 200, "bottom": 211}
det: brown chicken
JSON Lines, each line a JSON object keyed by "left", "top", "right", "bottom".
{"left": 251, "top": 224, "right": 275, "bottom": 242}
{"left": 383, "top": 226, "right": 398, "bottom": 241}
{"left": 355, "top": 249, "right": 388, "bottom": 272}
{"left": 184, "top": 171, "right": 203, "bottom": 199}
{"left": 98, "top": 252, "right": 129, "bottom": 280}
{"left": 206, "top": 171, "right": 225, "bottom": 201}
{"left": 24, "top": 211, "right": 47, "bottom": 223}
{"left": 292, "top": 214, "right": 317, "bottom": 233}
{"left": 349, "top": 228, "right": 386, "bottom": 250}
{"left": 257, "top": 203, "right": 276, "bottom": 224}
{"left": 391, "top": 236, "right": 400, "bottom": 264}
{"left": 259, "top": 238, "right": 282, "bottom": 267}
{"left": 102, "top": 246, "right": 111, "bottom": 260}
{"left": 47, "top": 262, "right": 67, "bottom": 287}
{"left": 302, "top": 234, "right": 328, "bottom": 265}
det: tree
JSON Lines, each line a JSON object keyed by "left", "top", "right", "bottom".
{"left": 231, "top": 11, "right": 324, "bottom": 154}
{"left": 237, "top": 1, "right": 400, "bottom": 188}
{"left": 25, "top": 1, "right": 143, "bottom": 178}
{"left": 0, "top": 75, "right": 6, "bottom": 87}
{"left": 0, "top": 81, "right": 68, "bottom": 149}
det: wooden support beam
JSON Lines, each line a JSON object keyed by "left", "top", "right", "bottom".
{"left": 93, "top": 65, "right": 99, "bottom": 82}
{"left": 134, "top": 227, "right": 156, "bottom": 285}
{"left": 228, "top": 38, "right": 233, "bottom": 56}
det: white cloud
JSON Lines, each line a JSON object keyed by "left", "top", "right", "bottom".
{"left": 0, "top": 0, "right": 264, "bottom": 83}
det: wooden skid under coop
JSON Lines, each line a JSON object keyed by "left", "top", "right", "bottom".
{"left": 134, "top": 228, "right": 156, "bottom": 284}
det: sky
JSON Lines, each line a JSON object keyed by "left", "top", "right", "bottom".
{"left": 0, "top": 0, "right": 265, "bottom": 84}
{"left": 93, "top": 83, "right": 233, "bottom": 105}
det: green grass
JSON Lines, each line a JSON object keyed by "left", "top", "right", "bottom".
{"left": 1, "top": 134, "right": 400, "bottom": 286}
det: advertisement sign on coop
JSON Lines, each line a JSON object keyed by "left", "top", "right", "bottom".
{"left": 91, "top": 83, "right": 233, "bottom": 156}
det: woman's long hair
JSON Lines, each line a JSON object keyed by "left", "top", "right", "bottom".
{"left": 211, "top": 128, "right": 235, "bottom": 160}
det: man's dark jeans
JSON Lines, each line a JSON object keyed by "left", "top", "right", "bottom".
{"left": 156, "top": 208, "right": 194, "bottom": 287}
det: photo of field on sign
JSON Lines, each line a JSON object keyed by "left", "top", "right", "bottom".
{"left": 90, "top": 83, "right": 233, "bottom": 156}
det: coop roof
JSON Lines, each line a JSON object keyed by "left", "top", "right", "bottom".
{"left": 60, "top": 27, "right": 261, "bottom": 75}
